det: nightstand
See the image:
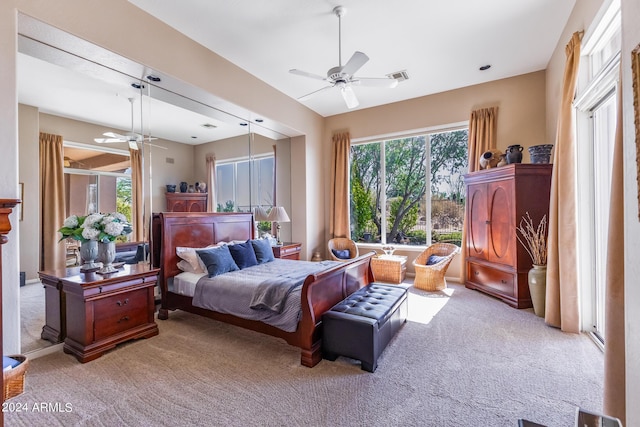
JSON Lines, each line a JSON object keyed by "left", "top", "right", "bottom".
{"left": 272, "top": 242, "right": 302, "bottom": 260}
{"left": 59, "top": 264, "right": 159, "bottom": 362}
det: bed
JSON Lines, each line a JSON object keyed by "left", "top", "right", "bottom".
{"left": 151, "top": 212, "right": 374, "bottom": 367}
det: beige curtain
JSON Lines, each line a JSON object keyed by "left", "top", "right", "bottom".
{"left": 460, "top": 107, "right": 498, "bottom": 281}
{"left": 39, "top": 132, "right": 66, "bottom": 271}
{"left": 129, "top": 148, "right": 144, "bottom": 242}
{"left": 206, "top": 154, "right": 216, "bottom": 212}
{"left": 467, "top": 107, "right": 498, "bottom": 173}
{"left": 603, "top": 73, "right": 625, "bottom": 424}
{"left": 329, "top": 132, "right": 350, "bottom": 238}
{"left": 545, "top": 31, "right": 583, "bottom": 332}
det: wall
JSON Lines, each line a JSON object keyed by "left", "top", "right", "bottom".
{"left": 324, "top": 71, "right": 547, "bottom": 279}
{"left": 621, "top": 0, "right": 640, "bottom": 424}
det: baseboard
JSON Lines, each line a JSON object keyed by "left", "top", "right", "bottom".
{"left": 23, "top": 343, "right": 64, "bottom": 360}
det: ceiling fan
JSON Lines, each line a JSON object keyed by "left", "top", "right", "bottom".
{"left": 289, "top": 5, "right": 398, "bottom": 109}
{"left": 94, "top": 98, "right": 166, "bottom": 150}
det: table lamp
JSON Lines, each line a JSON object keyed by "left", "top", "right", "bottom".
{"left": 267, "top": 206, "right": 290, "bottom": 245}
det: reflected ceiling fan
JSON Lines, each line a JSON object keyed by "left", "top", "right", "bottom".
{"left": 94, "top": 98, "right": 166, "bottom": 150}
{"left": 289, "top": 5, "right": 398, "bottom": 109}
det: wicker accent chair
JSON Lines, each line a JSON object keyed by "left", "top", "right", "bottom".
{"left": 328, "top": 237, "right": 359, "bottom": 262}
{"left": 413, "top": 243, "right": 460, "bottom": 291}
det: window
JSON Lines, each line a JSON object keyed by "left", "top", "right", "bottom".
{"left": 63, "top": 143, "right": 133, "bottom": 240}
{"left": 216, "top": 155, "right": 275, "bottom": 212}
{"left": 350, "top": 128, "right": 468, "bottom": 247}
{"left": 575, "top": 0, "right": 620, "bottom": 343}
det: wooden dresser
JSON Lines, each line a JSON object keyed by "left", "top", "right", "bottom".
{"left": 464, "top": 164, "right": 552, "bottom": 308}
{"left": 272, "top": 242, "right": 302, "bottom": 260}
{"left": 165, "top": 192, "right": 207, "bottom": 212}
{"left": 57, "top": 264, "right": 159, "bottom": 362}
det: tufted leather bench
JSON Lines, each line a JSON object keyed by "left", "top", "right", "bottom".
{"left": 322, "top": 282, "right": 408, "bottom": 372}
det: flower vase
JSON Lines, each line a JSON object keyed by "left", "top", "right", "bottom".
{"left": 528, "top": 264, "right": 547, "bottom": 317}
{"left": 97, "top": 241, "right": 118, "bottom": 275}
{"left": 79, "top": 240, "right": 100, "bottom": 272}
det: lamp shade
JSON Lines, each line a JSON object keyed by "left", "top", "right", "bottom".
{"left": 267, "top": 206, "right": 290, "bottom": 223}
{"left": 254, "top": 206, "right": 270, "bottom": 222}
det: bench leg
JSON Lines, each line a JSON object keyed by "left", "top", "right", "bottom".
{"left": 323, "top": 351, "right": 339, "bottom": 361}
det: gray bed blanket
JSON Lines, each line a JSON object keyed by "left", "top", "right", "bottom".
{"left": 250, "top": 260, "right": 338, "bottom": 313}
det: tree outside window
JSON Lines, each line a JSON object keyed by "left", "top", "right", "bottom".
{"left": 350, "top": 128, "right": 468, "bottom": 247}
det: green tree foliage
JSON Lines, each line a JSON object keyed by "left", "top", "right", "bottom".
{"left": 430, "top": 130, "right": 468, "bottom": 198}
{"left": 116, "top": 177, "right": 132, "bottom": 223}
{"left": 350, "top": 170, "right": 374, "bottom": 241}
{"left": 217, "top": 200, "right": 235, "bottom": 212}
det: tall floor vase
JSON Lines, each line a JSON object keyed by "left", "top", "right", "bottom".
{"left": 98, "top": 241, "right": 117, "bottom": 274}
{"left": 528, "top": 264, "right": 547, "bottom": 317}
{"left": 79, "top": 240, "right": 99, "bottom": 272}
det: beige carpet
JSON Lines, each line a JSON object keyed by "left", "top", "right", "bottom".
{"left": 20, "top": 282, "right": 53, "bottom": 354}
{"left": 5, "top": 283, "right": 603, "bottom": 426}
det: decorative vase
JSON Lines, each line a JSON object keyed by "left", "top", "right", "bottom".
{"left": 79, "top": 240, "right": 99, "bottom": 272}
{"left": 179, "top": 181, "right": 188, "bottom": 193}
{"left": 187, "top": 184, "right": 196, "bottom": 193}
{"left": 166, "top": 184, "right": 176, "bottom": 193}
{"left": 528, "top": 264, "right": 547, "bottom": 317}
{"left": 505, "top": 144, "right": 523, "bottom": 164}
{"left": 97, "top": 241, "right": 118, "bottom": 275}
{"left": 528, "top": 144, "right": 554, "bottom": 164}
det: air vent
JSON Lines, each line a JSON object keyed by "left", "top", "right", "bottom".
{"left": 387, "top": 70, "right": 409, "bottom": 82}
{"left": 201, "top": 123, "right": 217, "bottom": 129}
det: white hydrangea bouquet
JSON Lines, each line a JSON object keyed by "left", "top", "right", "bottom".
{"left": 59, "top": 212, "right": 133, "bottom": 243}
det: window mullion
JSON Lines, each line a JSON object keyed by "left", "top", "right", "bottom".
{"left": 425, "top": 135, "right": 432, "bottom": 245}
{"left": 380, "top": 140, "right": 387, "bottom": 244}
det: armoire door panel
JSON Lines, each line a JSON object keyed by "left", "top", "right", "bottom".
{"left": 488, "top": 181, "right": 515, "bottom": 265}
{"left": 467, "top": 185, "right": 488, "bottom": 260}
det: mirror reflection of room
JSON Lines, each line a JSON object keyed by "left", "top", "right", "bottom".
{"left": 17, "top": 15, "right": 292, "bottom": 355}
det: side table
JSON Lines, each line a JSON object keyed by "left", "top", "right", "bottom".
{"left": 272, "top": 242, "right": 302, "bottom": 260}
{"left": 41, "top": 264, "right": 159, "bottom": 363}
{"left": 371, "top": 255, "right": 407, "bottom": 284}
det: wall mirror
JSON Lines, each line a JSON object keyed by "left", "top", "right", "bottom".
{"left": 17, "top": 14, "right": 292, "bottom": 354}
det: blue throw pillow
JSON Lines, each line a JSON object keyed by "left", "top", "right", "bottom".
{"left": 331, "top": 248, "right": 351, "bottom": 259}
{"left": 3, "top": 356, "right": 20, "bottom": 370}
{"left": 251, "top": 238, "right": 275, "bottom": 264}
{"left": 426, "top": 254, "right": 448, "bottom": 265}
{"left": 228, "top": 240, "right": 259, "bottom": 269}
{"left": 196, "top": 245, "right": 239, "bottom": 277}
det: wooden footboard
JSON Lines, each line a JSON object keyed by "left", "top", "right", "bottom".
{"left": 152, "top": 212, "right": 374, "bottom": 367}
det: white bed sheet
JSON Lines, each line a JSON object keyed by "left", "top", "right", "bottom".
{"left": 172, "top": 271, "right": 206, "bottom": 296}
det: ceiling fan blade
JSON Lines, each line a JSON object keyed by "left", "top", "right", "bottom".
{"left": 354, "top": 77, "right": 398, "bottom": 88}
{"left": 341, "top": 85, "right": 359, "bottom": 109}
{"left": 289, "top": 69, "right": 327, "bottom": 81}
{"left": 297, "top": 85, "right": 334, "bottom": 101}
{"left": 94, "top": 138, "right": 124, "bottom": 143}
{"left": 103, "top": 132, "right": 127, "bottom": 139}
{"left": 341, "top": 51, "right": 369, "bottom": 76}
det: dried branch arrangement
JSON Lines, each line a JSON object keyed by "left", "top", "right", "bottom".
{"left": 516, "top": 212, "right": 548, "bottom": 266}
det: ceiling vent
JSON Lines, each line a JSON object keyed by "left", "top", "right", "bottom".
{"left": 387, "top": 70, "right": 409, "bottom": 82}
{"left": 201, "top": 123, "right": 217, "bottom": 129}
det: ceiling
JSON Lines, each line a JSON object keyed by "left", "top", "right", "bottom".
{"left": 17, "top": 1, "right": 576, "bottom": 147}
{"left": 129, "top": 0, "right": 576, "bottom": 117}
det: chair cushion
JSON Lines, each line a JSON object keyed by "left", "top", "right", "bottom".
{"left": 332, "top": 249, "right": 351, "bottom": 259}
{"left": 426, "top": 254, "right": 448, "bottom": 265}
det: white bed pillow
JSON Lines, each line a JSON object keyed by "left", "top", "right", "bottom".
{"left": 177, "top": 259, "right": 199, "bottom": 273}
{"left": 176, "top": 244, "right": 219, "bottom": 273}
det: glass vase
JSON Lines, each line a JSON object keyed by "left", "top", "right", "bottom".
{"left": 97, "top": 241, "right": 117, "bottom": 274}
{"left": 79, "top": 240, "right": 99, "bottom": 272}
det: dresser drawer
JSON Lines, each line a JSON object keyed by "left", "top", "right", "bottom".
{"left": 467, "top": 262, "right": 515, "bottom": 297}
{"left": 93, "top": 289, "right": 148, "bottom": 341}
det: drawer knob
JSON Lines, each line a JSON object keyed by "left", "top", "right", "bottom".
{"left": 501, "top": 279, "right": 507, "bottom": 284}
{"left": 117, "top": 316, "right": 130, "bottom": 323}
{"left": 116, "top": 299, "right": 129, "bottom": 306}
{"left": 474, "top": 271, "right": 479, "bottom": 276}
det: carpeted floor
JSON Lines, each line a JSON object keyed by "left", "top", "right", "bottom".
{"left": 5, "top": 283, "right": 603, "bottom": 426}
{"left": 20, "top": 282, "right": 53, "bottom": 354}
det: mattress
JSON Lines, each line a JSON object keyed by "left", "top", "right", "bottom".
{"left": 173, "top": 271, "right": 206, "bottom": 297}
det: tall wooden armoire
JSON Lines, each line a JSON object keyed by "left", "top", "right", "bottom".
{"left": 464, "top": 164, "right": 552, "bottom": 308}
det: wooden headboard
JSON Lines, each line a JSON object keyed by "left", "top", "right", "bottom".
{"left": 151, "top": 212, "right": 254, "bottom": 284}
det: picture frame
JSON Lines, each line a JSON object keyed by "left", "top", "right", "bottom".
{"left": 18, "top": 182, "right": 24, "bottom": 221}
{"left": 632, "top": 44, "right": 640, "bottom": 220}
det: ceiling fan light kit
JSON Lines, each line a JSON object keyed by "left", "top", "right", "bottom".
{"left": 290, "top": 5, "right": 398, "bottom": 109}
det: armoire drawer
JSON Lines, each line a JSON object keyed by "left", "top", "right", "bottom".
{"left": 467, "top": 262, "right": 515, "bottom": 297}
